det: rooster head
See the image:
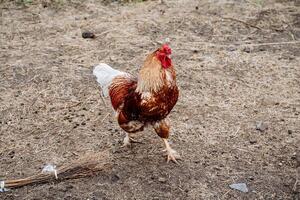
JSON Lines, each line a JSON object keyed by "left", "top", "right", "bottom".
{"left": 156, "top": 44, "right": 172, "bottom": 69}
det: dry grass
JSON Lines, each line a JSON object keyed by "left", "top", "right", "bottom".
{"left": 0, "top": 0, "right": 299, "bottom": 199}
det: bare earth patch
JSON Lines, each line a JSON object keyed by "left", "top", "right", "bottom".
{"left": 0, "top": 0, "right": 299, "bottom": 199}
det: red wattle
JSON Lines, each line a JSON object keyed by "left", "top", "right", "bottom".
{"left": 156, "top": 52, "right": 172, "bottom": 68}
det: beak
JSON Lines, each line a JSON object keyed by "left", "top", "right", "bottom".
{"left": 167, "top": 54, "right": 171, "bottom": 59}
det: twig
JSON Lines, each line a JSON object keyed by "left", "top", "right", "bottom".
{"left": 176, "top": 41, "right": 300, "bottom": 49}
{"left": 220, "top": 16, "right": 262, "bottom": 30}
{"left": 66, "top": 102, "right": 82, "bottom": 109}
{"left": 101, "top": 113, "right": 110, "bottom": 123}
{"left": 293, "top": 170, "right": 299, "bottom": 192}
{"left": 245, "top": 41, "right": 300, "bottom": 46}
{"left": 221, "top": 189, "right": 231, "bottom": 199}
{"left": 293, "top": 179, "right": 298, "bottom": 192}
{"left": 100, "top": 92, "right": 107, "bottom": 107}
{"left": 232, "top": 126, "right": 241, "bottom": 137}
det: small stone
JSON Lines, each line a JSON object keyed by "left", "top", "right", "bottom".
{"left": 255, "top": 121, "right": 268, "bottom": 132}
{"left": 243, "top": 47, "right": 251, "bottom": 53}
{"left": 229, "top": 183, "right": 249, "bottom": 193}
{"left": 291, "top": 152, "right": 296, "bottom": 160}
{"left": 111, "top": 174, "right": 120, "bottom": 182}
{"left": 258, "top": 46, "right": 266, "bottom": 51}
{"left": 249, "top": 138, "right": 257, "bottom": 144}
{"left": 227, "top": 46, "right": 237, "bottom": 51}
{"left": 158, "top": 177, "right": 167, "bottom": 183}
{"left": 82, "top": 31, "right": 95, "bottom": 39}
{"left": 8, "top": 150, "right": 15, "bottom": 158}
{"left": 296, "top": 150, "right": 300, "bottom": 167}
{"left": 182, "top": 116, "right": 189, "bottom": 121}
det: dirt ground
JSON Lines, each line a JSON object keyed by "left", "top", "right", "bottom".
{"left": 0, "top": 0, "right": 299, "bottom": 199}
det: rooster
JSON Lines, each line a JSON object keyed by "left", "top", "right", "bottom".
{"left": 93, "top": 44, "right": 180, "bottom": 163}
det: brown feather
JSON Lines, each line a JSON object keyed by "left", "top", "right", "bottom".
{"left": 153, "top": 119, "right": 170, "bottom": 139}
{"left": 109, "top": 75, "right": 137, "bottom": 111}
{"left": 136, "top": 52, "right": 165, "bottom": 93}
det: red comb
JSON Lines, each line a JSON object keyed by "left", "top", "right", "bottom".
{"left": 162, "top": 44, "right": 172, "bottom": 55}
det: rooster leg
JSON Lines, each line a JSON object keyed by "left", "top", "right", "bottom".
{"left": 121, "top": 133, "right": 141, "bottom": 147}
{"left": 122, "top": 132, "right": 131, "bottom": 147}
{"left": 119, "top": 120, "right": 145, "bottom": 147}
{"left": 153, "top": 119, "right": 180, "bottom": 163}
{"left": 162, "top": 138, "right": 180, "bottom": 163}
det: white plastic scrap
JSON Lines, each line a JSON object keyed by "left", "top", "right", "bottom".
{"left": 42, "top": 164, "right": 58, "bottom": 179}
{"left": 229, "top": 183, "right": 249, "bottom": 193}
{"left": 0, "top": 181, "right": 9, "bottom": 192}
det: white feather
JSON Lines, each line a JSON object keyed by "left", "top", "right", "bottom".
{"left": 93, "top": 63, "right": 125, "bottom": 97}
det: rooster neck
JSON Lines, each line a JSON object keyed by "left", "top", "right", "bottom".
{"left": 136, "top": 55, "right": 176, "bottom": 94}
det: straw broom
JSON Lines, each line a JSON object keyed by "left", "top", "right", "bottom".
{"left": 1, "top": 151, "right": 111, "bottom": 191}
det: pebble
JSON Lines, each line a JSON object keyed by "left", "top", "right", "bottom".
{"left": 249, "top": 138, "right": 257, "bottom": 144}
{"left": 255, "top": 121, "right": 268, "bottom": 132}
{"left": 82, "top": 31, "right": 95, "bottom": 39}
{"left": 111, "top": 174, "right": 120, "bottom": 182}
{"left": 227, "top": 45, "right": 237, "bottom": 51}
{"left": 296, "top": 151, "right": 300, "bottom": 167}
{"left": 158, "top": 177, "right": 167, "bottom": 183}
{"left": 258, "top": 46, "right": 266, "bottom": 51}
{"left": 229, "top": 183, "right": 249, "bottom": 193}
{"left": 243, "top": 47, "right": 251, "bottom": 53}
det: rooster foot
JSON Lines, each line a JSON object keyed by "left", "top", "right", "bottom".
{"left": 162, "top": 138, "right": 180, "bottom": 163}
{"left": 163, "top": 148, "right": 181, "bottom": 163}
{"left": 121, "top": 133, "right": 142, "bottom": 147}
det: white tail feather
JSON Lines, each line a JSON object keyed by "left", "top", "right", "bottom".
{"left": 93, "top": 63, "right": 125, "bottom": 97}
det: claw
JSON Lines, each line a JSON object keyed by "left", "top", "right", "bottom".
{"left": 121, "top": 133, "right": 142, "bottom": 147}
{"left": 121, "top": 135, "right": 131, "bottom": 147}
{"left": 162, "top": 138, "right": 180, "bottom": 164}
{"left": 165, "top": 148, "right": 181, "bottom": 164}
{"left": 129, "top": 138, "right": 143, "bottom": 144}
